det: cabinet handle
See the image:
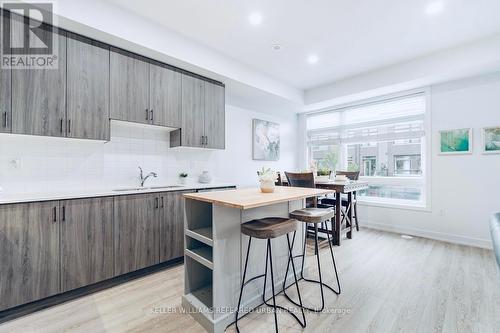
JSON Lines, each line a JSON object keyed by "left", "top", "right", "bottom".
{"left": 201, "top": 136, "right": 204, "bottom": 145}
{"left": 53, "top": 207, "right": 57, "bottom": 222}
{"left": 150, "top": 109, "right": 154, "bottom": 122}
{"left": 2, "top": 111, "right": 6, "bottom": 128}
{"left": 205, "top": 136, "right": 208, "bottom": 147}
{"left": 155, "top": 197, "right": 159, "bottom": 209}
{"left": 62, "top": 206, "right": 66, "bottom": 221}
{"left": 145, "top": 109, "right": 149, "bottom": 120}
{"left": 68, "top": 119, "right": 71, "bottom": 134}
{"left": 60, "top": 118, "right": 63, "bottom": 133}
{"left": 161, "top": 196, "right": 164, "bottom": 208}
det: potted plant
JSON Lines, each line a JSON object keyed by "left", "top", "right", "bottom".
{"left": 316, "top": 168, "right": 331, "bottom": 183}
{"left": 179, "top": 172, "right": 188, "bottom": 185}
{"left": 257, "top": 167, "right": 278, "bottom": 193}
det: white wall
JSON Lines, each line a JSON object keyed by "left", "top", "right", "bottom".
{"left": 0, "top": 105, "right": 297, "bottom": 194}
{"left": 359, "top": 72, "right": 500, "bottom": 248}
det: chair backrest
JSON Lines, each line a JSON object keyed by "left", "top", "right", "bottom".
{"left": 335, "top": 170, "right": 360, "bottom": 180}
{"left": 285, "top": 172, "right": 315, "bottom": 188}
{"left": 490, "top": 213, "right": 500, "bottom": 271}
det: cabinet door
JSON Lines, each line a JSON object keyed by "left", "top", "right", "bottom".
{"left": 11, "top": 23, "right": 66, "bottom": 137}
{"left": 110, "top": 49, "right": 150, "bottom": 124}
{"left": 204, "top": 82, "right": 225, "bottom": 149}
{"left": 159, "top": 191, "right": 190, "bottom": 262}
{"left": 60, "top": 197, "right": 114, "bottom": 292}
{"left": 114, "top": 194, "right": 160, "bottom": 275}
{"left": 150, "top": 63, "right": 181, "bottom": 128}
{"left": 0, "top": 10, "right": 11, "bottom": 133}
{"left": 67, "top": 34, "right": 110, "bottom": 141}
{"left": 0, "top": 201, "right": 60, "bottom": 311}
{"left": 180, "top": 74, "right": 205, "bottom": 147}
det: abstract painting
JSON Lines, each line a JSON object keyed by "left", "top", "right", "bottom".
{"left": 482, "top": 126, "right": 500, "bottom": 154}
{"left": 252, "top": 119, "right": 280, "bottom": 161}
{"left": 439, "top": 128, "right": 472, "bottom": 154}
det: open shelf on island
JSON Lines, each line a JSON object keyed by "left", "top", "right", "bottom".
{"left": 186, "top": 227, "right": 213, "bottom": 246}
{"left": 186, "top": 237, "right": 213, "bottom": 270}
{"left": 184, "top": 256, "right": 213, "bottom": 318}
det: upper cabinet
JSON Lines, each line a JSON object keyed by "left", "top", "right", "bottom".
{"left": 0, "top": 10, "right": 11, "bottom": 134}
{"left": 170, "top": 74, "right": 225, "bottom": 149}
{"left": 11, "top": 21, "right": 67, "bottom": 137}
{"left": 66, "top": 34, "right": 110, "bottom": 141}
{"left": 1, "top": 10, "right": 224, "bottom": 148}
{"left": 149, "top": 61, "right": 182, "bottom": 128}
{"left": 204, "top": 81, "right": 225, "bottom": 149}
{"left": 176, "top": 74, "right": 206, "bottom": 148}
{"left": 110, "top": 48, "right": 150, "bottom": 125}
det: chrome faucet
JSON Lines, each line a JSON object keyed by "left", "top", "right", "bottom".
{"left": 139, "top": 166, "right": 157, "bottom": 187}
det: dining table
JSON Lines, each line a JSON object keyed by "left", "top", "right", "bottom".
{"left": 281, "top": 178, "right": 369, "bottom": 245}
{"left": 315, "top": 180, "right": 369, "bottom": 245}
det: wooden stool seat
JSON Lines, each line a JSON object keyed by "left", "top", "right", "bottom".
{"left": 241, "top": 217, "right": 298, "bottom": 239}
{"left": 289, "top": 207, "right": 333, "bottom": 224}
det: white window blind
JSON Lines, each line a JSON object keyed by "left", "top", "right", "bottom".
{"left": 307, "top": 93, "right": 426, "bottom": 146}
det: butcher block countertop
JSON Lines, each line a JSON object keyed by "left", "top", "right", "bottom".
{"left": 183, "top": 186, "right": 334, "bottom": 210}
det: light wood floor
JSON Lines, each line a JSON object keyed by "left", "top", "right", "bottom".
{"left": 1, "top": 229, "right": 499, "bottom": 333}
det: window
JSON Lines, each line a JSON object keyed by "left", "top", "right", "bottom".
{"left": 362, "top": 156, "right": 376, "bottom": 176}
{"left": 394, "top": 155, "right": 421, "bottom": 176}
{"left": 307, "top": 93, "right": 427, "bottom": 206}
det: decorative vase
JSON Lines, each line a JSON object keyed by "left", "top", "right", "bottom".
{"left": 198, "top": 171, "right": 212, "bottom": 184}
{"left": 179, "top": 177, "right": 187, "bottom": 185}
{"left": 260, "top": 180, "right": 275, "bottom": 193}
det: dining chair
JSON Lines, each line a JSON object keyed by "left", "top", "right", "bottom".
{"left": 320, "top": 171, "right": 361, "bottom": 231}
{"left": 284, "top": 172, "right": 317, "bottom": 207}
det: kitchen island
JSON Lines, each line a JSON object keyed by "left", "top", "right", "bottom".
{"left": 182, "top": 186, "right": 333, "bottom": 333}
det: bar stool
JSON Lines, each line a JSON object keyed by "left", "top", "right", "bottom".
{"left": 235, "top": 217, "right": 306, "bottom": 333}
{"left": 283, "top": 207, "right": 341, "bottom": 312}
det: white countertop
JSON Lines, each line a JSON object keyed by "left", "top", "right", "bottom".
{"left": 0, "top": 183, "right": 236, "bottom": 205}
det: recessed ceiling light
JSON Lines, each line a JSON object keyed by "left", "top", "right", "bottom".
{"left": 307, "top": 54, "right": 319, "bottom": 64}
{"left": 272, "top": 44, "right": 281, "bottom": 50}
{"left": 425, "top": 1, "right": 444, "bottom": 16}
{"left": 248, "top": 12, "right": 263, "bottom": 26}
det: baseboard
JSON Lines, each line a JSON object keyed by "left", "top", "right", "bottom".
{"left": 360, "top": 220, "right": 492, "bottom": 249}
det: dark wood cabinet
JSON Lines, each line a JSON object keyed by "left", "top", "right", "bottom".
{"left": 0, "top": 201, "right": 60, "bottom": 311}
{"left": 11, "top": 23, "right": 67, "bottom": 137}
{"left": 113, "top": 194, "right": 160, "bottom": 275}
{"left": 171, "top": 74, "right": 205, "bottom": 148}
{"left": 159, "top": 191, "right": 190, "bottom": 262}
{"left": 204, "top": 82, "right": 225, "bottom": 149}
{"left": 170, "top": 75, "right": 225, "bottom": 149}
{"left": 150, "top": 62, "right": 182, "bottom": 128}
{"left": 60, "top": 197, "right": 114, "bottom": 292}
{"left": 110, "top": 48, "right": 150, "bottom": 125}
{"left": 0, "top": 10, "right": 11, "bottom": 134}
{"left": 66, "top": 34, "right": 110, "bottom": 141}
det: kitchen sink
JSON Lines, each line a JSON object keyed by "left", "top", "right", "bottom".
{"left": 113, "top": 185, "right": 184, "bottom": 192}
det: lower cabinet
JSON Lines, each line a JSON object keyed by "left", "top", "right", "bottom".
{"left": 0, "top": 201, "right": 60, "bottom": 311}
{"left": 60, "top": 197, "right": 114, "bottom": 292}
{"left": 114, "top": 193, "right": 160, "bottom": 275}
{"left": 159, "top": 191, "right": 191, "bottom": 262}
{"left": 0, "top": 188, "right": 234, "bottom": 312}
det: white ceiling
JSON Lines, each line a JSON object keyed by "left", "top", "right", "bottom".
{"left": 104, "top": 0, "right": 500, "bottom": 90}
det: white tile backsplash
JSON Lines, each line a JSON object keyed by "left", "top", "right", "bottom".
{"left": 0, "top": 104, "right": 299, "bottom": 195}
{"left": 0, "top": 121, "right": 215, "bottom": 194}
